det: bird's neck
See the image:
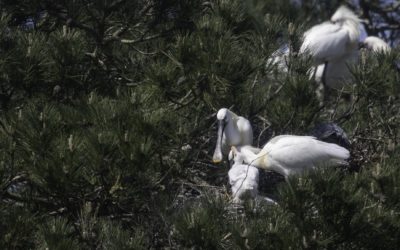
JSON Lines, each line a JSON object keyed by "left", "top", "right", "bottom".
{"left": 224, "top": 119, "right": 240, "bottom": 147}
{"left": 344, "top": 19, "right": 360, "bottom": 45}
{"left": 226, "top": 110, "right": 239, "bottom": 120}
{"left": 242, "top": 150, "right": 268, "bottom": 169}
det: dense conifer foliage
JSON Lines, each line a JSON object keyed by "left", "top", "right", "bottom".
{"left": 0, "top": 0, "right": 399, "bottom": 248}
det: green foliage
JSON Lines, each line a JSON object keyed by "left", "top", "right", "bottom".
{"left": 0, "top": 0, "right": 399, "bottom": 248}
{"left": 98, "top": 220, "right": 148, "bottom": 250}
{"left": 173, "top": 194, "right": 230, "bottom": 249}
{"left": 173, "top": 157, "right": 400, "bottom": 249}
{"left": 0, "top": 206, "right": 37, "bottom": 249}
{"left": 36, "top": 217, "right": 80, "bottom": 250}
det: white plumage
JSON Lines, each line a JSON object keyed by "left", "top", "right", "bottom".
{"left": 228, "top": 146, "right": 261, "bottom": 203}
{"left": 228, "top": 145, "right": 261, "bottom": 163}
{"left": 300, "top": 6, "right": 361, "bottom": 64}
{"left": 301, "top": 22, "right": 350, "bottom": 64}
{"left": 231, "top": 135, "right": 350, "bottom": 177}
{"left": 313, "top": 50, "right": 359, "bottom": 90}
{"left": 212, "top": 108, "right": 253, "bottom": 163}
{"left": 362, "top": 36, "right": 391, "bottom": 53}
{"left": 301, "top": 6, "right": 361, "bottom": 100}
{"left": 228, "top": 159, "right": 259, "bottom": 204}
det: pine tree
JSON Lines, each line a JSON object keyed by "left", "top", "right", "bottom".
{"left": 0, "top": 0, "right": 399, "bottom": 249}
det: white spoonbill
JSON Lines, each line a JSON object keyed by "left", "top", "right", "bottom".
{"left": 361, "top": 36, "right": 391, "bottom": 53}
{"left": 212, "top": 108, "right": 253, "bottom": 163}
{"left": 231, "top": 135, "right": 350, "bottom": 177}
{"left": 300, "top": 5, "right": 361, "bottom": 65}
{"left": 301, "top": 6, "right": 361, "bottom": 100}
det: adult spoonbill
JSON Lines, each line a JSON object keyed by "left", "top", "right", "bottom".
{"left": 212, "top": 108, "right": 253, "bottom": 163}
{"left": 300, "top": 5, "right": 361, "bottom": 65}
{"left": 231, "top": 135, "right": 350, "bottom": 177}
{"left": 301, "top": 6, "right": 361, "bottom": 98}
{"left": 361, "top": 36, "right": 391, "bottom": 53}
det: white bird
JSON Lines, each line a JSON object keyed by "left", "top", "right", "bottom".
{"left": 231, "top": 135, "right": 350, "bottom": 177}
{"left": 361, "top": 36, "right": 391, "bottom": 53}
{"left": 228, "top": 149, "right": 260, "bottom": 203}
{"left": 228, "top": 145, "right": 261, "bottom": 163}
{"left": 212, "top": 108, "right": 253, "bottom": 163}
{"left": 301, "top": 6, "right": 361, "bottom": 100}
{"left": 300, "top": 6, "right": 361, "bottom": 65}
{"left": 228, "top": 145, "right": 279, "bottom": 205}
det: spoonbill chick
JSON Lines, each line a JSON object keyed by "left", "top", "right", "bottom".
{"left": 212, "top": 108, "right": 253, "bottom": 163}
{"left": 228, "top": 146, "right": 261, "bottom": 203}
{"left": 228, "top": 145, "right": 261, "bottom": 164}
{"left": 231, "top": 135, "right": 350, "bottom": 177}
{"left": 228, "top": 147, "right": 260, "bottom": 203}
{"left": 361, "top": 36, "right": 391, "bottom": 53}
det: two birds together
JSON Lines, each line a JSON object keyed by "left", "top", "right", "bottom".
{"left": 272, "top": 5, "right": 391, "bottom": 100}
{"left": 212, "top": 108, "right": 350, "bottom": 204}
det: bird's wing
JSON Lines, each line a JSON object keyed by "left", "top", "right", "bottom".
{"left": 265, "top": 137, "right": 349, "bottom": 172}
{"left": 263, "top": 135, "right": 314, "bottom": 152}
{"left": 301, "top": 22, "right": 350, "bottom": 62}
{"left": 236, "top": 116, "right": 253, "bottom": 145}
{"left": 228, "top": 166, "right": 245, "bottom": 185}
{"left": 237, "top": 145, "right": 262, "bottom": 154}
{"left": 302, "top": 22, "right": 341, "bottom": 39}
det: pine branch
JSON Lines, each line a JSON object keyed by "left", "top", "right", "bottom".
{"left": 3, "top": 190, "right": 55, "bottom": 207}
{"left": 44, "top": 2, "right": 97, "bottom": 38}
{"left": 120, "top": 33, "right": 164, "bottom": 44}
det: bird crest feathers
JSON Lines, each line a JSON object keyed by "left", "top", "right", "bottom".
{"left": 331, "top": 5, "right": 359, "bottom": 23}
{"left": 331, "top": 5, "right": 361, "bottom": 44}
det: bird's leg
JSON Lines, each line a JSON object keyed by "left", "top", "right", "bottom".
{"left": 313, "top": 65, "right": 324, "bottom": 107}
{"left": 322, "top": 61, "right": 330, "bottom": 103}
